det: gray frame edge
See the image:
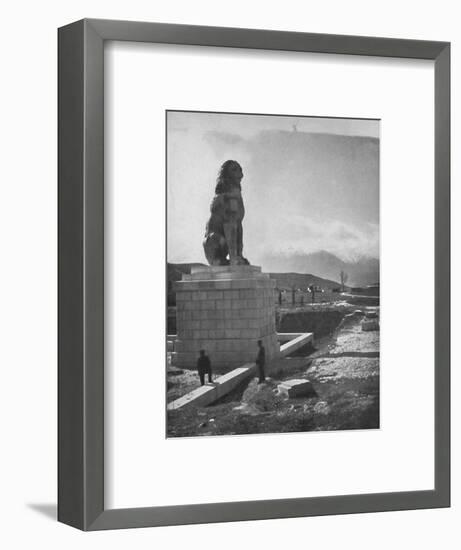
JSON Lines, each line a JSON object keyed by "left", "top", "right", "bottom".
{"left": 58, "top": 19, "right": 85, "bottom": 530}
{"left": 58, "top": 18, "right": 450, "bottom": 531}
{"left": 58, "top": 19, "right": 105, "bottom": 530}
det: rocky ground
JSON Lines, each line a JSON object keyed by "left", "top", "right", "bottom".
{"left": 167, "top": 367, "right": 203, "bottom": 403}
{"left": 167, "top": 307, "right": 380, "bottom": 437}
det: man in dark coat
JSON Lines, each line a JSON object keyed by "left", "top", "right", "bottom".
{"left": 197, "top": 349, "right": 212, "bottom": 385}
{"left": 255, "top": 340, "right": 266, "bottom": 383}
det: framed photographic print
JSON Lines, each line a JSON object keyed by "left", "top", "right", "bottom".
{"left": 58, "top": 19, "right": 450, "bottom": 530}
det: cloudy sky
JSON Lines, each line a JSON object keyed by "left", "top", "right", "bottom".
{"left": 167, "top": 111, "right": 379, "bottom": 268}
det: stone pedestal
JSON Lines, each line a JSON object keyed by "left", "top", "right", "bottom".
{"left": 171, "top": 265, "right": 280, "bottom": 373}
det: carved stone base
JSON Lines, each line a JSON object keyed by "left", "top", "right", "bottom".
{"left": 171, "top": 265, "right": 280, "bottom": 373}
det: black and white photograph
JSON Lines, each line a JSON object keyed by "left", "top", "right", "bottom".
{"left": 166, "top": 110, "right": 380, "bottom": 437}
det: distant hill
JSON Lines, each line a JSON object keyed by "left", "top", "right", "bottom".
{"left": 262, "top": 250, "right": 379, "bottom": 287}
{"left": 268, "top": 272, "right": 340, "bottom": 290}
{"left": 167, "top": 263, "right": 206, "bottom": 304}
{"left": 167, "top": 262, "right": 341, "bottom": 292}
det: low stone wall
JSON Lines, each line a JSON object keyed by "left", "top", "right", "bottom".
{"left": 280, "top": 333, "right": 314, "bottom": 355}
{"left": 167, "top": 332, "right": 313, "bottom": 411}
{"left": 167, "top": 364, "right": 257, "bottom": 411}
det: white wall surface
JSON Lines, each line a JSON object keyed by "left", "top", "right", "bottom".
{"left": 0, "top": 0, "right": 459, "bottom": 548}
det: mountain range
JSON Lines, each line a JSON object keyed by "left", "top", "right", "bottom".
{"left": 167, "top": 262, "right": 340, "bottom": 291}
{"left": 268, "top": 271, "right": 340, "bottom": 291}
{"left": 167, "top": 249, "right": 379, "bottom": 291}
{"left": 261, "top": 250, "right": 379, "bottom": 287}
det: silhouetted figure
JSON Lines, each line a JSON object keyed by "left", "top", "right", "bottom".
{"left": 256, "top": 340, "right": 266, "bottom": 383}
{"left": 197, "top": 349, "right": 212, "bottom": 385}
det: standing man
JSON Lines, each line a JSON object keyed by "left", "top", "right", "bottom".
{"left": 197, "top": 349, "right": 212, "bottom": 386}
{"left": 255, "top": 340, "right": 266, "bottom": 383}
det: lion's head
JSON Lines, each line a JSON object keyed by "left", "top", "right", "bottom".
{"left": 215, "top": 160, "right": 243, "bottom": 194}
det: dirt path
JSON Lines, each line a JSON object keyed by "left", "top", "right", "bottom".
{"left": 308, "top": 308, "right": 379, "bottom": 382}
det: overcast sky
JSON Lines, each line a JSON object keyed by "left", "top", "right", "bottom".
{"left": 167, "top": 111, "right": 379, "bottom": 266}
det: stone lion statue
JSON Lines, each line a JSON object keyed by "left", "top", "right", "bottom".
{"left": 203, "top": 160, "right": 250, "bottom": 266}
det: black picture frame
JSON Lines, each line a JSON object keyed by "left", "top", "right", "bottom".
{"left": 58, "top": 18, "right": 450, "bottom": 531}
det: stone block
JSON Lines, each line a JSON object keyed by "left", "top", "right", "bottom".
{"left": 229, "top": 279, "right": 248, "bottom": 289}
{"left": 213, "top": 281, "right": 232, "bottom": 290}
{"left": 278, "top": 379, "right": 315, "bottom": 398}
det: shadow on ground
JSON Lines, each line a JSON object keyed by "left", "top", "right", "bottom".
{"left": 27, "top": 503, "right": 57, "bottom": 521}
